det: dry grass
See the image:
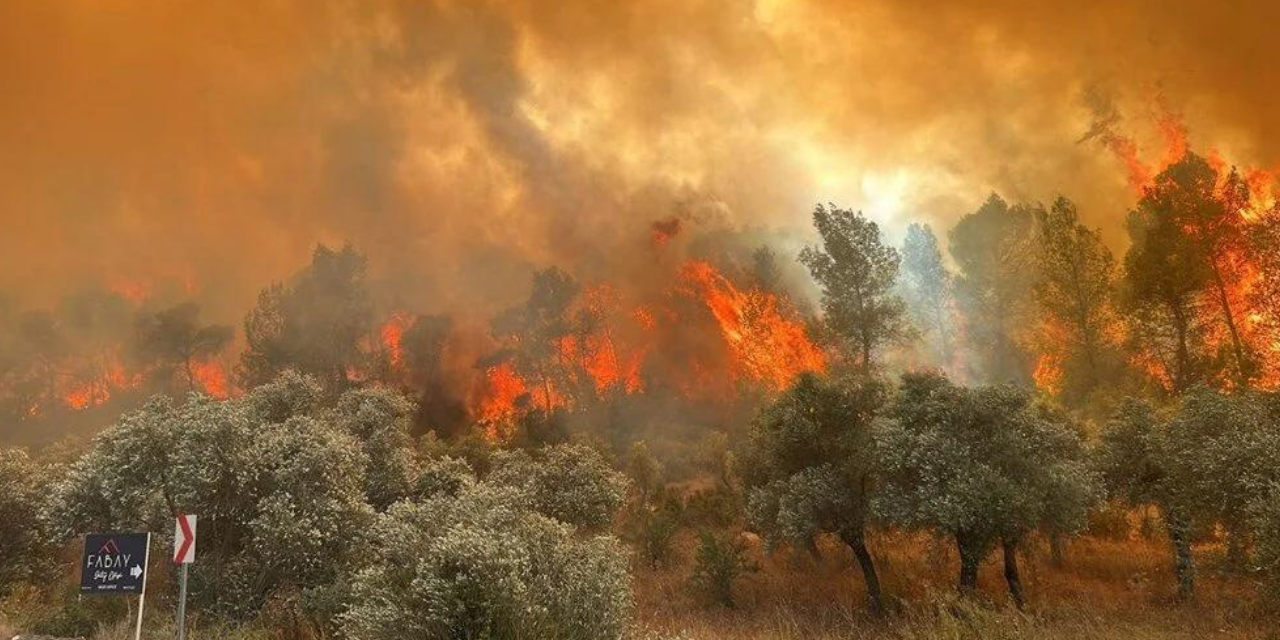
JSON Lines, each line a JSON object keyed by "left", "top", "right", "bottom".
{"left": 633, "top": 531, "right": 1279, "bottom": 640}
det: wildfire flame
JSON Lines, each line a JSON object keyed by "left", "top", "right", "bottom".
{"left": 679, "top": 260, "right": 825, "bottom": 389}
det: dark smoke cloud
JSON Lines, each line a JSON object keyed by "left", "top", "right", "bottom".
{"left": 2, "top": 0, "right": 1277, "bottom": 323}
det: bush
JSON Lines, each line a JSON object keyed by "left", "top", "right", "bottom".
{"left": 47, "top": 374, "right": 376, "bottom": 619}
{"left": 341, "top": 484, "right": 632, "bottom": 640}
{"left": 638, "top": 510, "right": 681, "bottom": 569}
{"left": 0, "top": 449, "right": 54, "bottom": 594}
{"left": 488, "top": 443, "right": 629, "bottom": 530}
{"left": 690, "top": 530, "right": 754, "bottom": 608}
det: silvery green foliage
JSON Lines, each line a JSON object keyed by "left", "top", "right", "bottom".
{"left": 488, "top": 444, "right": 629, "bottom": 530}
{"left": 245, "top": 415, "right": 374, "bottom": 589}
{"left": 746, "top": 465, "right": 848, "bottom": 546}
{"left": 1099, "top": 388, "right": 1280, "bottom": 537}
{"left": 413, "top": 455, "right": 475, "bottom": 500}
{"left": 739, "top": 373, "right": 883, "bottom": 546}
{"left": 48, "top": 373, "right": 374, "bottom": 617}
{"left": 875, "top": 372, "right": 1102, "bottom": 550}
{"left": 341, "top": 482, "right": 632, "bottom": 640}
{"left": 332, "top": 386, "right": 418, "bottom": 509}
{"left": 0, "top": 448, "right": 54, "bottom": 592}
{"left": 1159, "top": 387, "right": 1280, "bottom": 537}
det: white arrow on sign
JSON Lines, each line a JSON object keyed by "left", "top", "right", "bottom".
{"left": 130, "top": 565, "right": 143, "bottom": 578}
{"left": 173, "top": 514, "right": 197, "bottom": 564}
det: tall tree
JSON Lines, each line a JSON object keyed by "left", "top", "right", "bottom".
{"left": 1033, "top": 197, "right": 1123, "bottom": 403}
{"left": 132, "top": 302, "right": 233, "bottom": 393}
{"left": 1148, "top": 156, "right": 1257, "bottom": 388}
{"left": 1122, "top": 175, "right": 1213, "bottom": 394}
{"left": 491, "top": 267, "right": 581, "bottom": 419}
{"left": 899, "top": 223, "right": 954, "bottom": 367}
{"left": 401, "top": 314, "right": 467, "bottom": 438}
{"left": 240, "top": 244, "right": 373, "bottom": 392}
{"left": 799, "top": 204, "right": 906, "bottom": 369}
{"left": 949, "top": 195, "right": 1039, "bottom": 385}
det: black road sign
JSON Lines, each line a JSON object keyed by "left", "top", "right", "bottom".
{"left": 80, "top": 532, "right": 150, "bottom": 594}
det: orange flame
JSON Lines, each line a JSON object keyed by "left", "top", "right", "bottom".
{"left": 680, "top": 260, "right": 824, "bottom": 389}
{"left": 380, "top": 312, "right": 412, "bottom": 370}
{"left": 192, "top": 360, "right": 230, "bottom": 398}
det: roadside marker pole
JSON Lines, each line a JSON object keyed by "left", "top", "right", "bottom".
{"left": 134, "top": 532, "right": 151, "bottom": 640}
{"left": 176, "top": 563, "right": 189, "bottom": 640}
{"left": 173, "top": 514, "right": 197, "bottom": 640}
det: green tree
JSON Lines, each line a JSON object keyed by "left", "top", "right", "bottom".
{"left": 949, "top": 194, "right": 1039, "bottom": 384}
{"left": 876, "top": 372, "right": 1100, "bottom": 607}
{"left": 1033, "top": 197, "right": 1124, "bottom": 404}
{"left": 332, "top": 386, "right": 419, "bottom": 510}
{"left": 799, "top": 204, "right": 906, "bottom": 368}
{"left": 131, "top": 302, "right": 233, "bottom": 393}
{"left": 1100, "top": 389, "right": 1280, "bottom": 596}
{"left": 899, "top": 222, "right": 954, "bottom": 367}
{"left": 240, "top": 244, "right": 373, "bottom": 393}
{"left": 740, "top": 372, "right": 887, "bottom": 612}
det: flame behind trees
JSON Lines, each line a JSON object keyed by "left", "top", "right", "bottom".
{"left": 1032, "top": 198, "right": 1126, "bottom": 406}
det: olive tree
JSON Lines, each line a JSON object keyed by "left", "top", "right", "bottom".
{"left": 1098, "top": 388, "right": 1280, "bottom": 597}
{"left": 331, "top": 386, "right": 418, "bottom": 509}
{"left": 875, "top": 372, "right": 1100, "bottom": 608}
{"left": 740, "top": 372, "right": 887, "bottom": 612}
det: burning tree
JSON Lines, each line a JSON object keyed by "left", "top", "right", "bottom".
{"left": 1123, "top": 154, "right": 1266, "bottom": 393}
{"left": 1032, "top": 197, "right": 1126, "bottom": 406}
{"left": 131, "top": 302, "right": 232, "bottom": 395}
{"left": 240, "top": 244, "right": 374, "bottom": 393}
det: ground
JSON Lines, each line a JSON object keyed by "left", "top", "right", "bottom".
{"left": 633, "top": 531, "right": 1279, "bottom": 640}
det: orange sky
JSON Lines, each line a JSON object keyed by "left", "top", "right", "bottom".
{"left": 3, "top": 0, "right": 1278, "bottom": 322}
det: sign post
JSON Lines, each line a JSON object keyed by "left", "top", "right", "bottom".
{"left": 80, "top": 532, "right": 151, "bottom": 640}
{"left": 173, "top": 514, "right": 197, "bottom": 640}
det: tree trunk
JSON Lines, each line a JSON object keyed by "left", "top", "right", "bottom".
{"left": 1225, "top": 528, "right": 1249, "bottom": 570}
{"left": 1049, "top": 533, "right": 1066, "bottom": 567}
{"left": 1003, "top": 538, "right": 1025, "bottom": 610}
{"left": 1209, "top": 261, "right": 1250, "bottom": 389}
{"left": 1167, "top": 511, "right": 1195, "bottom": 599}
{"left": 956, "top": 534, "right": 981, "bottom": 594}
{"left": 844, "top": 534, "right": 884, "bottom": 615}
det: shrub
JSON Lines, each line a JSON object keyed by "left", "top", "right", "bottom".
{"left": 341, "top": 484, "right": 632, "bottom": 640}
{"left": 638, "top": 510, "right": 681, "bottom": 569}
{"left": 488, "top": 443, "right": 629, "bottom": 530}
{"left": 690, "top": 530, "right": 754, "bottom": 609}
{"left": 0, "top": 449, "right": 54, "bottom": 594}
{"left": 48, "top": 374, "right": 376, "bottom": 619}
